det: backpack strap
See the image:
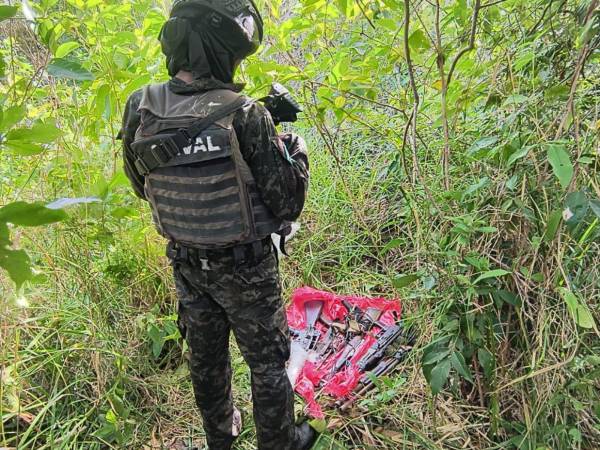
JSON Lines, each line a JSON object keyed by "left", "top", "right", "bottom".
{"left": 133, "top": 95, "right": 251, "bottom": 176}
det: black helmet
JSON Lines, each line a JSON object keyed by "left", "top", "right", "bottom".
{"left": 169, "top": 0, "right": 263, "bottom": 60}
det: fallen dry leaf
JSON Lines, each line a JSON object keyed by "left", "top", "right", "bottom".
{"left": 327, "top": 417, "right": 344, "bottom": 429}
{"left": 17, "top": 412, "right": 35, "bottom": 425}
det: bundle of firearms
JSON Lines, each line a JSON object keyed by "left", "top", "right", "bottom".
{"left": 289, "top": 299, "right": 415, "bottom": 411}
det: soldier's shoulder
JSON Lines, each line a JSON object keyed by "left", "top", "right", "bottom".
{"left": 125, "top": 88, "right": 144, "bottom": 109}
{"left": 233, "top": 100, "right": 273, "bottom": 135}
{"left": 240, "top": 97, "right": 271, "bottom": 120}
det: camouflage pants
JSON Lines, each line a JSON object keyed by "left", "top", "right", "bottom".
{"left": 171, "top": 239, "right": 296, "bottom": 450}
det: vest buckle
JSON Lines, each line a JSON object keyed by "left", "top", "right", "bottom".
{"left": 199, "top": 258, "right": 211, "bottom": 271}
{"left": 134, "top": 157, "right": 150, "bottom": 175}
{"left": 177, "top": 128, "right": 192, "bottom": 143}
{"left": 151, "top": 141, "right": 174, "bottom": 164}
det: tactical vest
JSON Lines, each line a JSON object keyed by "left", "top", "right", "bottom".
{"left": 133, "top": 83, "right": 283, "bottom": 248}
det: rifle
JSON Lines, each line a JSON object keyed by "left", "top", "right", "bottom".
{"left": 330, "top": 307, "right": 383, "bottom": 374}
{"left": 289, "top": 300, "right": 324, "bottom": 352}
{"left": 337, "top": 344, "right": 413, "bottom": 411}
{"left": 330, "top": 334, "right": 364, "bottom": 375}
{"left": 260, "top": 83, "right": 303, "bottom": 126}
{"left": 355, "top": 323, "right": 404, "bottom": 372}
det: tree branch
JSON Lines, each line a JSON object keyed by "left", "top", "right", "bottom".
{"left": 435, "top": 0, "right": 452, "bottom": 190}
{"left": 446, "top": 0, "right": 482, "bottom": 87}
{"left": 552, "top": 0, "right": 599, "bottom": 139}
{"left": 356, "top": 0, "right": 376, "bottom": 30}
{"left": 404, "top": 0, "right": 422, "bottom": 184}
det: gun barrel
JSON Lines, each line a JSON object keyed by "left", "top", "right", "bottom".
{"left": 356, "top": 325, "right": 403, "bottom": 371}
{"left": 338, "top": 346, "right": 412, "bottom": 411}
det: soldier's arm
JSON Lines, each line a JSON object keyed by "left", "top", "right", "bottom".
{"left": 120, "top": 89, "right": 146, "bottom": 200}
{"left": 234, "top": 102, "right": 309, "bottom": 221}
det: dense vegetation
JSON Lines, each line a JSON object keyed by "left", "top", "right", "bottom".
{"left": 1, "top": 0, "right": 599, "bottom": 448}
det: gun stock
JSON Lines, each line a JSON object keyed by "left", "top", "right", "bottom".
{"left": 260, "top": 82, "right": 303, "bottom": 126}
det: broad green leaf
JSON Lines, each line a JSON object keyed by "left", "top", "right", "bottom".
{"left": 560, "top": 288, "right": 579, "bottom": 315}
{"left": 334, "top": 96, "right": 346, "bottom": 108}
{"left": 46, "top": 197, "right": 101, "bottom": 209}
{"left": 564, "top": 192, "right": 589, "bottom": 224}
{"left": 589, "top": 199, "right": 600, "bottom": 218}
{"left": 123, "top": 74, "right": 151, "bottom": 98}
{"left": 0, "top": 247, "right": 32, "bottom": 289}
{"left": 429, "top": 358, "right": 451, "bottom": 395}
{"left": 111, "top": 207, "right": 136, "bottom": 219}
{"left": 393, "top": 274, "right": 419, "bottom": 289}
{"left": 336, "top": 0, "right": 351, "bottom": 16}
{"left": 4, "top": 141, "right": 45, "bottom": 156}
{"left": 94, "top": 83, "right": 111, "bottom": 117}
{"left": 575, "top": 307, "right": 595, "bottom": 330}
{"left": 473, "top": 269, "right": 511, "bottom": 284}
{"left": 382, "top": 238, "right": 403, "bottom": 254}
{"left": 507, "top": 145, "right": 532, "bottom": 167}
{"left": 559, "top": 288, "right": 596, "bottom": 329}
{"left": 547, "top": 144, "right": 573, "bottom": 189}
{"left": 467, "top": 136, "right": 498, "bottom": 156}
{"left": 422, "top": 275, "right": 437, "bottom": 290}
{"left": 0, "top": 202, "right": 68, "bottom": 226}
{"left": 580, "top": 13, "right": 600, "bottom": 44}
{"left": 147, "top": 323, "right": 164, "bottom": 358}
{"left": 55, "top": 41, "right": 80, "bottom": 58}
{"left": 0, "top": 5, "right": 18, "bottom": 21}
{"left": 514, "top": 50, "right": 534, "bottom": 71}
{"left": 461, "top": 177, "right": 490, "bottom": 199}
{"left": 408, "top": 29, "right": 431, "bottom": 51}
{"left": 477, "top": 348, "right": 495, "bottom": 379}
{"left": 422, "top": 349, "right": 450, "bottom": 366}
{"left": 545, "top": 84, "right": 569, "bottom": 100}
{"left": 309, "top": 419, "right": 327, "bottom": 434}
{"left": 543, "top": 210, "right": 562, "bottom": 243}
{"left": 377, "top": 17, "right": 398, "bottom": 32}
{"left": 451, "top": 351, "right": 473, "bottom": 383}
{"left": 47, "top": 58, "right": 95, "bottom": 81}
{"left": 6, "top": 120, "right": 62, "bottom": 143}
{"left": 0, "top": 221, "right": 9, "bottom": 246}
{"left": 311, "top": 433, "right": 346, "bottom": 450}
{"left": 493, "top": 289, "right": 522, "bottom": 308}
{"left": 465, "top": 255, "right": 484, "bottom": 269}
{"left": 0, "top": 105, "right": 26, "bottom": 132}
{"left": 331, "top": 57, "right": 350, "bottom": 80}
{"left": 382, "top": 0, "right": 401, "bottom": 9}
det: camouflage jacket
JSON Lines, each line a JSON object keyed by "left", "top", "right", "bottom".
{"left": 120, "top": 77, "right": 309, "bottom": 222}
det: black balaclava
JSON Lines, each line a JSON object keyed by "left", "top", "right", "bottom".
{"left": 159, "top": 14, "right": 240, "bottom": 84}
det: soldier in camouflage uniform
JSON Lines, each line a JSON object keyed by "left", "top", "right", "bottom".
{"left": 120, "top": 1, "right": 315, "bottom": 449}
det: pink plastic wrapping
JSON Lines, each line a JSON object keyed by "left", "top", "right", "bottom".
{"left": 286, "top": 287, "right": 402, "bottom": 418}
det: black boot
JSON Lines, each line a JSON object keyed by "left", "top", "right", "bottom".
{"left": 294, "top": 422, "right": 318, "bottom": 450}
